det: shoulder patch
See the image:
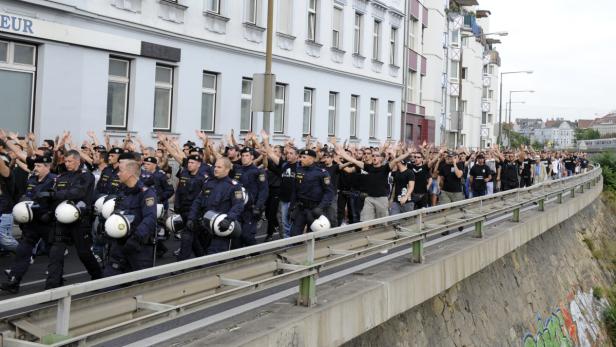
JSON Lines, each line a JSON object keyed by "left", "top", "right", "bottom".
{"left": 324, "top": 176, "right": 331, "bottom": 185}
{"left": 259, "top": 173, "right": 266, "bottom": 182}
{"left": 235, "top": 190, "right": 243, "bottom": 200}
{"left": 145, "top": 197, "right": 155, "bottom": 207}
{"left": 231, "top": 179, "right": 238, "bottom": 185}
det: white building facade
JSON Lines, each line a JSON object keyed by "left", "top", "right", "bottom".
{"left": 0, "top": 0, "right": 405, "bottom": 145}
{"left": 532, "top": 122, "right": 575, "bottom": 149}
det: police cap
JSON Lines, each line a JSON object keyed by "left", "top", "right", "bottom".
{"left": 33, "top": 155, "right": 53, "bottom": 164}
{"left": 187, "top": 154, "right": 202, "bottom": 162}
{"left": 109, "top": 147, "right": 124, "bottom": 155}
{"left": 240, "top": 147, "right": 255, "bottom": 155}
{"left": 183, "top": 141, "right": 196, "bottom": 148}
{"left": 96, "top": 145, "right": 107, "bottom": 152}
{"left": 300, "top": 149, "right": 317, "bottom": 158}
{"left": 118, "top": 152, "right": 135, "bottom": 161}
{"left": 144, "top": 156, "right": 158, "bottom": 164}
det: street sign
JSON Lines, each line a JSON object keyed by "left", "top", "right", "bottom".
{"left": 251, "top": 73, "right": 276, "bottom": 112}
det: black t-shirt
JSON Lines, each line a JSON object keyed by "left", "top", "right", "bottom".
{"left": 278, "top": 160, "right": 298, "bottom": 202}
{"left": 439, "top": 162, "right": 464, "bottom": 192}
{"left": 469, "top": 164, "right": 491, "bottom": 191}
{"left": 392, "top": 169, "right": 415, "bottom": 203}
{"left": 0, "top": 173, "right": 13, "bottom": 214}
{"left": 410, "top": 164, "right": 430, "bottom": 194}
{"left": 11, "top": 166, "right": 28, "bottom": 202}
{"left": 518, "top": 159, "right": 534, "bottom": 177}
{"left": 563, "top": 157, "right": 575, "bottom": 170}
{"left": 363, "top": 164, "right": 390, "bottom": 197}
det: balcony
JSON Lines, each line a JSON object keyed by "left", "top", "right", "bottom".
{"left": 422, "top": 5, "right": 428, "bottom": 27}
{"left": 409, "top": 0, "right": 420, "bottom": 20}
{"left": 408, "top": 49, "right": 418, "bottom": 72}
{"left": 487, "top": 50, "right": 501, "bottom": 66}
{"left": 420, "top": 55, "right": 426, "bottom": 75}
{"left": 463, "top": 14, "right": 482, "bottom": 37}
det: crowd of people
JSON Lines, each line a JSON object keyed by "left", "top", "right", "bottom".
{"left": 0, "top": 128, "right": 590, "bottom": 294}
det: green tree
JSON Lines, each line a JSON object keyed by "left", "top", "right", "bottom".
{"left": 531, "top": 140, "right": 544, "bottom": 150}
{"left": 594, "top": 151, "right": 616, "bottom": 191}
{"left": 575, "top": 128, "right": 600, "bottom": 141}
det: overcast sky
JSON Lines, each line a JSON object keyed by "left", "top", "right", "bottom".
{"left": 477, "top": 0, "right": 616, "bottom": 122}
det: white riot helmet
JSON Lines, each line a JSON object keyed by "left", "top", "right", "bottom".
{"left": 203, "top": 211, "right": 239, "bottom": 238}
{"left": 101, "top": 198, "right": 116, "bottom": 219}
{"left": 104, "top": 214, "right": 131, "bottom": 238}
{"left": 241, "top": 187, "right": 249, "bottom": 205}
{"left": 94, "top": 195, "right": 107, "bottom": 216}
{"left": 310, "top": 215, "right": 331, "bottom": 232}
{"left": 12, "top": 201, "right": 35, "bottom": 224}
{"left": 55, "top": 201, "right": 81, "bottom": 224}
{"left": 165, "top": 214, "right": 184, "bottom": 233}
{"left": 156, "top": 204, "right": 164, "bottom": 220}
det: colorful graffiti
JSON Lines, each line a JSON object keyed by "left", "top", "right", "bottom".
{"left": 522, "top": 289, "right": 609, "bottom": 347}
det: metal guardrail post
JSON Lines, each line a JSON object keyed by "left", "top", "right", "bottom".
{"left": 557, "top": 193, "right": 563, "bottom": 204}
{"left": 473, "top": 220, "right": 483, "bottom": 238}
{"left": 55, "top": 296, "right": 72, "bottom": 338}
{"left": 512, "top": 208, "right": 520, "bottom": 222}
{"left": 411, "top": 239, "right": 423, "bottom": 263}
{"left": 571, "top": 187, "right": 576, "bottom": 197}
{"left": 538, "top": 199, "right": 544, "bottom": 212}
{"left": 587, "top": 182, "right": 591, "bottom": 189}
{"left": 298, "top": 237, "right": 316, "bottom": 307}
{"left": 580, "top": 184, "right": 584, "bottom": 193}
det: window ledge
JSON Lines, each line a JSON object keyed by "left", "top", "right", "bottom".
{"left": 159, "top": 0, "right": 187, "bottom": 10}
{"left": 243, "top": 22, "right": 266, "bottom": 32}
{"left": 331, "top": 47, "right": 346, "bottom": 54}
{"left": 352, "top": 53, "right": 366, "bottom": 60}
{"left": 305, "top": 40, "right": 323, "bottom": 58}
{"left": 276, "top": 32, "right": 296, "bottom": 40}
{"left": 305, "top": 40, "right": 323, "bottom": 48}
{"left": 149, "top": 131, "right": 180, "bottom": 139}
{"left": 203, "top": 10, "right": 230, "bottom": 21}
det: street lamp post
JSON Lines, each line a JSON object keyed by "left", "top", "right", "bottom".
{"left": 506, "top": 90, "right": 534, "bottom": 147}
{"left": 497, "top": 70, "right": 533, "bottom": 146}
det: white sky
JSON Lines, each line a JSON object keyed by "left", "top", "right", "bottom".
{"left": 477, "top": 0, "right": 616, "bottom": 122}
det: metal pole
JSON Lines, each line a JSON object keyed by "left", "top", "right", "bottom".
{"left": 497, "top": 72, "right": 503, "bottom": 146}
{"left": 456, "top": 39, "right": 464, "bottom": 148}
{"left": 263, "top": 0, "right": 274, "bottom": 132}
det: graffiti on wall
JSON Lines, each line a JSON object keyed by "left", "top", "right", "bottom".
{"left": 522, "top": 289, "right": 609, "bottom": 347}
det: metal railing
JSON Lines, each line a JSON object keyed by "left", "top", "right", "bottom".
{"left": 0, "top": 165, "right": 603, "bottom": 346}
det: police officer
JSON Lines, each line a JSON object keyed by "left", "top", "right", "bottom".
{"left": 1, "top": 156, "right": 55, "bottom": 293}
{"left": 499, "top": 152, "right": 520, "bottom": 191}
{"left": 104, "top": 160, "right": 157, "bottom": 276}
{"left": 289, "top": 149, "right": 334, "bottom": 236}
{"left": 40, "top": 150, "right": 102, "bottom": 289}
{"left": 141, "top": 156, "right": 174, "bottom": 208}
{"left": 231, "top": 148, "right": 268, "bottom": 248}
{"left": 96, "top": 147, "right": 123, "bottom": 196}
{"left": 141, "top": 156, "right": 174, "bottom": 257}
{"left": 176, "top": 154, "right": 207, "bottom": 261}
{"left": 188, "top": 157, "right": 244, "bottom": 254}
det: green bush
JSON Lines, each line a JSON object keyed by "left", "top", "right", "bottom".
{"left": 605, "top": 305, "right": 616, "bottom": 345}
{"left": 594, "top": 152, "right": 616, "bottom": 192}
{"left": 594, "top": 286, "right": 605, "bottom": 300}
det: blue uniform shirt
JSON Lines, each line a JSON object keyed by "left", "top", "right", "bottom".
{"left": 115, "top": 180, "right": 157, "bottom": 241}
{"left": 188, "top": 176, "right": 245, "bottom": 222}
{"left": 96, "top": 165, "right": 121, "bottom": 195}
{"left": 25, "top": 172, "right": 56, "bottom": 215}
{"left": 231, "top": 164, "right": 268, "bottom": 209}
{"left": 174, "top": 169, "right": 206, "bottom": 215}
{"left": 291, "top": 164, "right": 334, "bottom": 209}
{"left": 52, "top": 168, "right": 96, "bottom": 208}
{"left": 140, "top": 168, "right": 174, "bottom": 204}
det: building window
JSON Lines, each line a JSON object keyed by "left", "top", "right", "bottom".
{"left": 369, "top": 98, "right": 377, "bottom": 138}
{"left": 372, "top": 20, "right": 381, "bottom": 60}
{"left": 461, "top": 100, "right": 467, "bottom": 113}
{"left": 274, "top": 84, "right": 286, "bottom": 134}
{"left": 201, "top": 72, "right": 217, "bottom": 132}
{"left": 450, "top": 96, "right": 458, "bottom": 112}
{"left": 307, "top": 0, "right": 317, "bottom": 41}
{"left": 389, "top": 27, "right": 397, "bottom": 65}
{"left": 350, "top": 95, "right": 358, "bottom": 137}
{"left": 482, "top": 87, "right": 488, "bottom": 99}
{"left": 451, "top": 29, "right": 459, "bottom": 45}
{"left": 246, "top": 0, "right": 259, "bottom": 24}
{"left": 153, "top": 65, "right": 173, "bottom": 130}
{"left": 409, "top": 19, "right": 418, "bottom": 51}
{"left": 0, "top": 41, "right": 36, "bottom": 134}
{"left": 408, "top": 71, "right": 416, "bottom": 103}
{"left": 353, "top": 13, "right": 362, "bottom": 54}
{"left": 303, "top": 88, "right": 314, "bottom": 135}
{"left": 107, "top": 57, "right": 130, "bottom": 128}
{"left": 387, "top": 101, "right": 394, "bottom": 139}
{"left": 241, "top": 78, "right": 253, "bottom": 132}
{"left": 461, "top": 67, "right": 467, "bottom": 80}
{"left": 488, "top": 90, "right": 494, "bottom": 99}
{"left": 332, "top": 6, "right": 343, "bottom": 49}
{"left": 278, "top": 0, "right": 292, "bottom": 34}
{"left": 450, "top": 61, "right": 459, "bottom": 79}
{"left": 481, "top": 111, "right": 487, "bottom": 124}
{"left": 328, "top": 92, "right": 337, "bottom": 136}
{"left": 488, "top": 114, "right": 493, "bottom": 123}
{"left": 205, "top": 0, "right": 221, "bottom": 14}
{"left": 488, "top": 64, "right": 494, "bottom": 75}
{"left": 483, "top": 65, "right": 488, "bottom": 75}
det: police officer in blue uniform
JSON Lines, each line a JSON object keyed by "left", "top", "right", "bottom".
{"left": 104, "top": 160, "right": 158, "bottom": 276}
{"left": 96, "top": 147, "right": 123, "bottom": 196}
{"left": 231, "top": 147, "right": 268, "bottom": 248}
{"left": 176, "top": 154, "right": 208, "bottom": 261}
{"left": 189, "top": 157, "right": 244, "bottom": 254}
{"left": 141, "top": 157, "right": 174, "bottom": 208}
{"left": 290, "top": 149, "right": 334, "bottom": 236}
{"left": 1, "top": 156, "right": 55, "bottom": 293}
{"left": 40, "top": 150, "right": 102, "bottom": 289}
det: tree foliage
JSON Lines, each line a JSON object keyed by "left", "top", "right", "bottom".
{"left": 594, "top": 151, "right": 616, "bottom": 191}
{"left": 575, "top": 128, "right": 600, "bottom": 141}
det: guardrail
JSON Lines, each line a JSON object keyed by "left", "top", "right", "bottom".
{"left": 0, "top": 165, "right": 603, "bottom": 346}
